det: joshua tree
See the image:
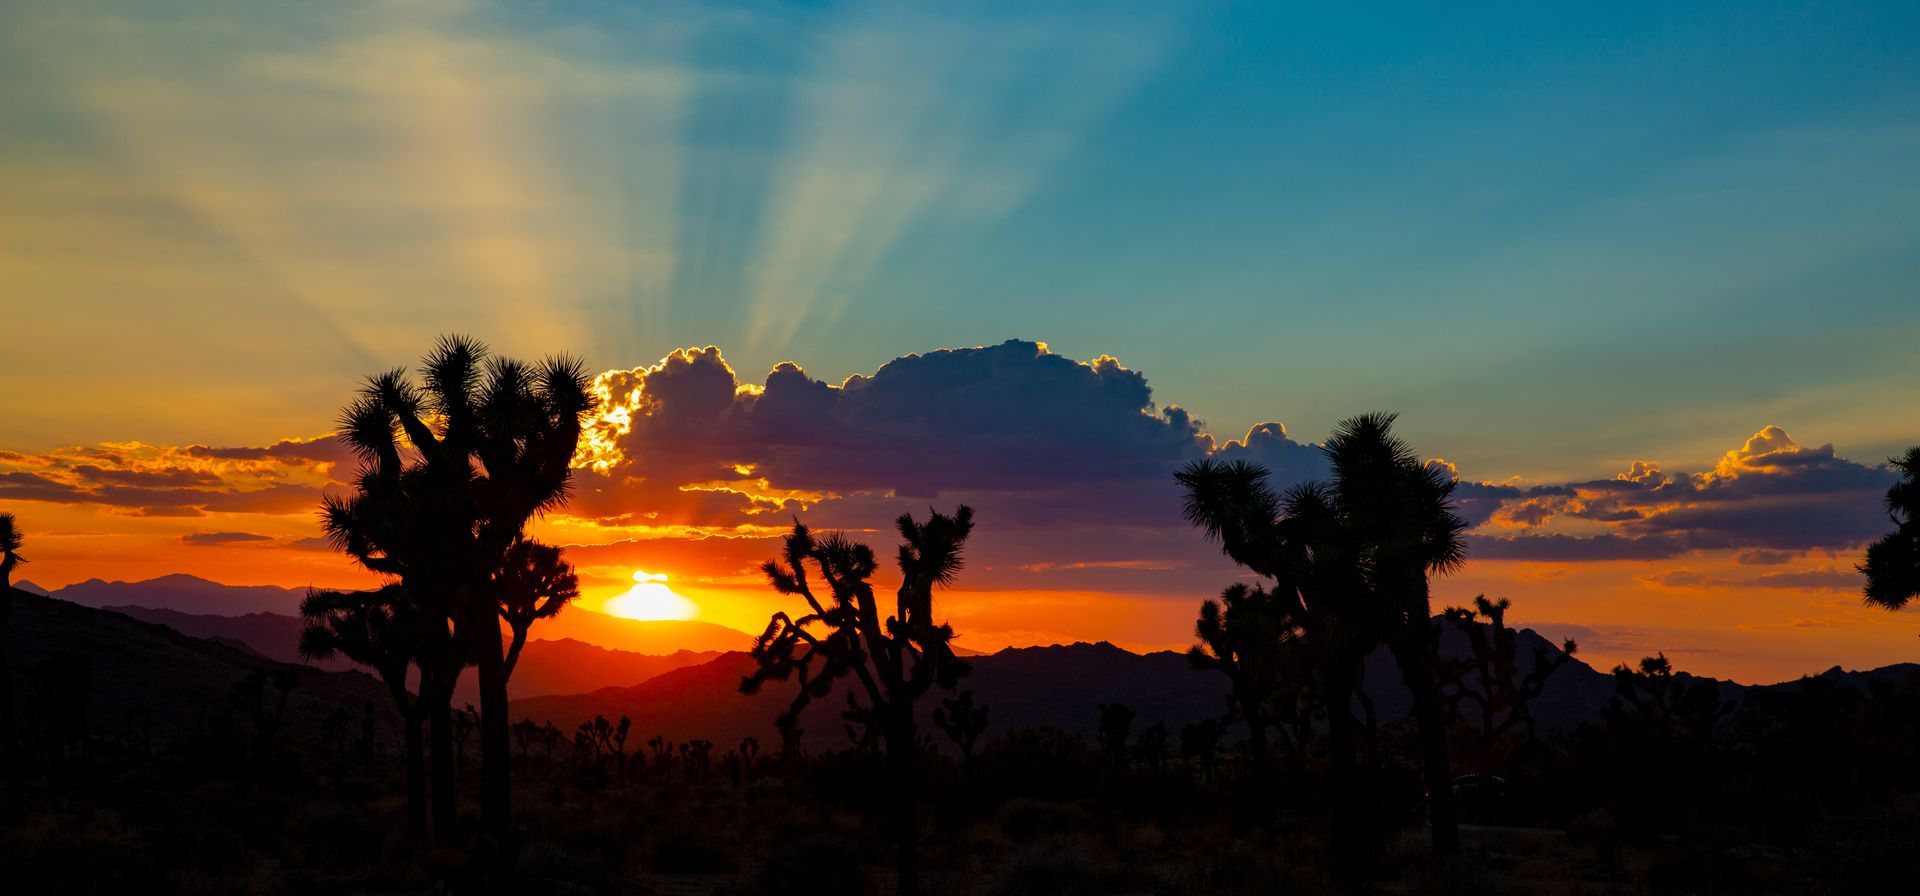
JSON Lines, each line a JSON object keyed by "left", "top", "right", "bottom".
{"left": 682, "top": 738, "right": 713, "bottom": 781}
{"left": 1319, "top": 413, "right": 1470, "bottom": 856}
{"left": 0, "top": 513, "right": 23, "bottom": 808}
{"left": 496, "top": 537, "right": 579, "bottom": 680}
{"left": 1180, "top": 719, "right": 1225, "bottom": 783}
{"left": 1437, "top": 596, "right": 1578, "bottom": 772}
{"left": 1177, "top": 453, "right": 1384, "bottom": 890}
{"left": 932, "top": 690, "right": 989, "bottom": 767}
{"left": 232, "top": 668, "right": 301, "bottom": 765}
{"left": 1862, "top": 447, "right": 1920, "bottom": 612}
{"left": 300, "top": 585, "right": 429, "bottom": 837}
{"left": 1133, "top": 721, "right": 1171, "bottom": 771}
{"left": 325, "top": 335, "right": 595, "bottom": 847}
{"left": 735, "top": 736, "right": 761, "bottom": 786}
{"left": 1606, "top": 654, "right": 1729, "bottom": 744}
{"left": 742, "top": 506, "right": 976, "bottom": 896}
{"left": 610, "top": 716, "right": 632, "bottom": 784}
{"left": 453, "top": 704, "right": 480, "bottom": 774}
{"left": 512, "top": 718, "right": 537, "bottom": 766}
{"left": 1188, "top": 581, "right": 1309, "bottom": 817}
{"left": 1096, "top": 701, "right": 1136, "bottom": 771}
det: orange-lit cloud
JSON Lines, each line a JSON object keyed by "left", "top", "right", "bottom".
{"left": 2, "top": 343, "right": 1909, "bottom": 685}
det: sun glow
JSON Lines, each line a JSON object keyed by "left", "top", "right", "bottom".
{"left": 602, "top": 569, "right": 700, "bottom": 621}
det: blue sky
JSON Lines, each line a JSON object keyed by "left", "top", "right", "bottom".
{"left": 3, "top": 0, "right": 1917, "bottom": 479}
{"left": 4, "top": 0, "right": 1920, "bottom": 680}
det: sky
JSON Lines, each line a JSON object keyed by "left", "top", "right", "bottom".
{"left": 3, "top": 0, "right": 1918, "bottom": 683}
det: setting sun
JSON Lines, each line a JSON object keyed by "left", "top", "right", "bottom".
{"left": 602, "top": 569, "right": 699, "bottom": 622}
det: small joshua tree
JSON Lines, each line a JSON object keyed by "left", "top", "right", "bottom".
{"left": 1188, "top": 581, "right": 1313, "bottom": 815}
{"left": 453, "top": 704, "right": 479, "bottom": 775}
{"left": 301, "top": 585, "right": 431, "bottom": 836}
{"left": 610, "top": 716, "right": 632, "bottom": 785}
{"left": 0, "top": 513, "right": 24, "bottom": 808}
{"left": 1097, "top": 702, "right": 1136, "bottom": 772}
{"left": 1436, "top": 595, "right": 1578, "bottom": 772}
{"left": 1606, "top": 654, "right": 1729, "bottom": 744}
{"left": 512, "top": 718, "right": 539, "bottom": 767}
{"left": 932, "top": 690, "right": 989, "bottom": 767}
{"left": 232, "top": 668, "right": 300, "bottom": 766}
{"left": 496, "top": 538, "right": 579, "bottom": 680}
{"left": 742, "top": 506, "right": 975, "bottom": 896}
{"left": 1180, "top": 720, "right": 1225, "bottom": 783}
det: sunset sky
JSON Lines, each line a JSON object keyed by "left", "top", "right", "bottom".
{"left": 4, "top": 0, "right": 1919, "bottom": 683}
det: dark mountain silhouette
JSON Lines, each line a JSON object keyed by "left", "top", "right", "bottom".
{"left": 488, "top": 638, "right": 721, "bottom": 703}
{"left": 512, "top": 618, "right": 1920, "bottom": 750}
{"left": 43, "top": 573, "right": 307, "bottom": 616}
{"left": 37, "top": 567, "right": 744, "bottom": 660}
{"left": 11, "top": 580, "right": 49, "bottom": 596}
{"left": 104, "top": 605, "right": 723, "bottom": 701}
{"left": 7, "top": 588, "right": 399, "bottom": 740}
{"left": 106, "top": 604, "right": 355, "bottom": 671}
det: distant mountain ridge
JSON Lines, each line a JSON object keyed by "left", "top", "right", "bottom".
{"left": 37, "top": 571, "right": 752, "bottom": 655}
{"left": 105, "top": 606, "right": 726, "bottom": 701}
{"left": 44, "top": 573, "right": 307, "bottom": 616}
{"left": 512, "top": 623, "right": 1920, "bottom": 752}
{"left": 5, "top": 587, "right": 401, "bottom": 741}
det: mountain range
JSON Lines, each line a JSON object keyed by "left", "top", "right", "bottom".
{"left": 104, "top": 604, "right": 725, "bottom": 704}
{"left": 6, "top": 586, "right": 401, "bottom": 741}
{"left": 10, "top": 575, "right": 1918, "bottom": 754}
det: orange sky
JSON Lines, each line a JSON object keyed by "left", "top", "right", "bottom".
{"left": 3, "top": 343, "right": 1912, "bottom": 686}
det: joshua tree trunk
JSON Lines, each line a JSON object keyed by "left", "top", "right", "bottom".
{"left": 469, "top": 596, "right": 513, "bottom": 850}
{"left": 1242, "top": 696, "right": 1273, "bottom": 827}
{"left": 1391, "top": 631, "right": 1459, "bottom": 856}
{"left": 887, "top": 704, "right": 919, "bottom": 896}
{"left": 0, "top": 597, "right": 17, "bottom": 812}
{"left": 426, "top": 669, "right": 457, "bottom": 841}
{"left": 1322, "top": 660, "right": 1362, "bottom": 894}
{"left": 381, "top": 676, "right": 428, "bottom": 840}
{"left": 404, "top": 709, "right": 428, "bottom": 839}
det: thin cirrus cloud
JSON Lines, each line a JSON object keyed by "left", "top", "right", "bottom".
{"left": 181, "top": 531, "right": 274, "bottom": 547}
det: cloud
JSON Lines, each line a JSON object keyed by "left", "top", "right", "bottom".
{"left": 0, "top": 438, "right": 343, "bottom": 517}
{"left": 1463, "top": 426, "right": 1894, "bottom": 559}
{"left": 181, "top": 531, "right": 274, "bottom": 547}
{"left": 1735, "top": 549, "right": 1795, "bottom": 566}
{"left": 1468, "top": 533, "right": 1692, "bottom": 561}
{"left": 1637, "top": 564, "right": 1863, "bottom": 593}
{"left": 573, "top": 340, "right": 1232, "bottom": 534}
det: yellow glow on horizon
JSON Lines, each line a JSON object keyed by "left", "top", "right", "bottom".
{"left": 602, "top": 568, "right": 700, "bottom": 621}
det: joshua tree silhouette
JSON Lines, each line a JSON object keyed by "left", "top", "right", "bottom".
{"left": 1607, "top": 654, "right": 1729, "bottom": 744}
{"left": 742, "top": 506, "right": 975, "bottom": 896}
{"left": 1177, "top": 414, "right": 1469, "bottom": 888}
{"left": 323, "top": 335, "right": 594, "bottom": 852}
{"left": 1320, "top": 413, "right": 1470, "bottom": 857}
{"left": 300, "top": 584, "right": 430, "bottom": 836}
{"left": 1437, "top": 596, "right": 1578, "bottom": 773}
{"left": 1180, "top": 719, "right": 1225, "bottom": 783}
{"left": 932, "top": 690, "right": 989, "bottom": 767}
{"left": 1862, "top": 446, "right": 1920, "bottom": 612}
{"left": 1178, "top": 456, "right": 1379, "bottom": 889}
{"left": 232, "top": 668, "right": 301, "bottom": 767}
{"left": 0, "top": 513, "right": 23, "bottom": 809}
{"left": 1096, "top": 701, "right": 1136, "bottom": 772}
{"left": 1188, "top": 580, "right": 1310, "bottom": 819}
{"left": 496, "top": 538, "right": 579, "bottom": 680}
